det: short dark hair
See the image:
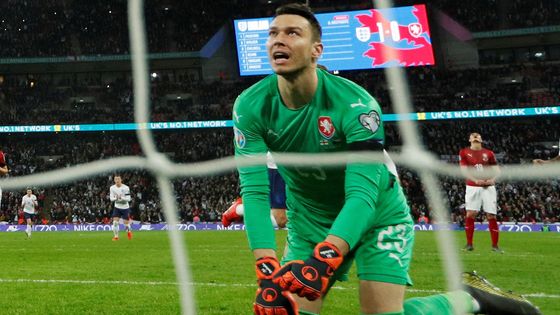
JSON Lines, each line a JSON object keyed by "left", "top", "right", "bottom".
{"left": 274, "top": 3, "right": 322, "bottom": 42}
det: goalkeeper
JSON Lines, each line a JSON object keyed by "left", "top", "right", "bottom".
{"left": 234, "top": 3, "right": 541, "bottom": 315}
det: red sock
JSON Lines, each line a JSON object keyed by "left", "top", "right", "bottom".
{"left": 488, "top": 218, "right": 499, "bottom": 247}
{"left": 465, "top": 217, "right": 475, "bottom": 246}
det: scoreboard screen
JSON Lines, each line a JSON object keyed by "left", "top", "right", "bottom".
{"left": 233, "top": 4, "right": 435, "bottom": 76}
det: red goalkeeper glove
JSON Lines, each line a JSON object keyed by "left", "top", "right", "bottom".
{"left": 254, "top": 256, "right": 299, "bottom": 315}
{"left": 273, "top": 241, "right": 343, "bottom": 301}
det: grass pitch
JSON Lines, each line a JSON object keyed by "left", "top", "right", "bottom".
{"left": 0, "top": 230, "right": 558, "bottom": 314}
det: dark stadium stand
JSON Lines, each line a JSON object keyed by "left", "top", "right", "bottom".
{"left": 1, "top": 64, "right": 559, "bottom": 126}
{"left": 1, "top": 116, "right": 558, "bottom": 225}
{"left": 1, "top": 0, "right": 559, "bottom": 57}
{"left": 0, "top": 0, "right": 559, "bottom": 226}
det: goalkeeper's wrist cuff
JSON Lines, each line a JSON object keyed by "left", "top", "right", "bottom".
{"left": 313, "top": 242, "right": 344, "bottom": 271}
{"left": 255, "top": 256, "right": 280, "bottom": 280}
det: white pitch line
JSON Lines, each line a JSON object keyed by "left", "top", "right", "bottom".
{"left": 0, "top": 278, "right": 558, "bottom": 299}
{"left": 0, "top": 278, "right": 178, "bottom": 286}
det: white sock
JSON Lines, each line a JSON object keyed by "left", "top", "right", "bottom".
{"left": 125, "top": 223, "right": 131, "bottom": 232}
{"left": 234, "top": 205, "right": 278, "bottom": 227}
{"left": 270, "top": 213, "right": 278, "bottom": 228}
{"left": 471, "top": 296, "right": 481, "bottom": 313}
{"left": 235, "top": 204, "right": 244, "bottom": 216}
{"left": 113, "top": 221, "right": 119, "bottom": 237}
{"left": 27, "top": 224, "right": 32, "bottom": 235}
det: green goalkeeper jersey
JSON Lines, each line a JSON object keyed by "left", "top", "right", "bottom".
{"left": 234, "top": 68, "right": 411, "bottom": 250}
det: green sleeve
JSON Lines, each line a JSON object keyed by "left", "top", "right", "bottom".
{"left": 329, "top": 90, "right": 386, "bottom": 249}
{"left": 329, "top": 162, "right": 384, "bottom": 249}
{"left": 233, "top": 96, "right": 276, "bottom": 251}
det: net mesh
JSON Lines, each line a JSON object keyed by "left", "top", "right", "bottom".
{"left": 0, "top": 1, "right": 559, "bottom": 314}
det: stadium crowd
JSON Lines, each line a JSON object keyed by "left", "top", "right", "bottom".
{"left": 0, "top": 129, "right": 238, "bottom": 225}
{"left": 0, "top": 0, "right": 558, "bottom": 227}
{"left": 1, "top": 115, "right": 558, "bottom": 226}
{"left": 1, "top": 64, "right": 559, "bottom": 126}
{"left": 1, "top": 0, "right": 559, "bottom": 58}
{"left": 0, "top": 0, "right": 239, "bottom": 57}
{"left": 392, "top": 119, "right": 560, "bottom": 224}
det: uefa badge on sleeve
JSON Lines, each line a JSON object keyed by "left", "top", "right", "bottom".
{"left": 234, "top": 127, "right": 246, "bottom": 149}
{"left": 359, "top": 110, "right": 380, "bottom": 134}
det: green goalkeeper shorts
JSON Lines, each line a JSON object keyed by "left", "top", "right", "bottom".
{"left": 281, "top": 206, "right": 414, "bottom": 286}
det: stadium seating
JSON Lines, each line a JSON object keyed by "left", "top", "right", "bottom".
{"left": 0, "top": 0, "right": 558, "bottom": 226}
{"left": 1, "top": 0, "right": 559, "bottom": 57}
{"left": 1, "top": 116, "right": 558, "bottom": 225}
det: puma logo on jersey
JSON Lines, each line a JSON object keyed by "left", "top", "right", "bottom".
{"left": 233, "top": 111, "right": 243, "bottom": 123}
{"left": 350, "top": 99, "right": 367, "bottom": 108}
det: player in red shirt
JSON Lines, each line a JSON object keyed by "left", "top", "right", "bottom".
{"left": 459, "top": 133, "right": 502, "bottom": 252}
{"left": 0, "top": 151, "right": 7, "bottom": 175}
{"left": 0, "top": 150, "right": 8, "bottom": 210}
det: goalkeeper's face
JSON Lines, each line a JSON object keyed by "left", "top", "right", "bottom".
{"left": 266, "top": 14, "right": 323, "bottom": 76}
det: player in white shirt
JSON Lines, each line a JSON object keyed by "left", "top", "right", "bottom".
{"left": 109, "top": 174, "right": 133, "bottom": 241}
{"left": 21, "top": 188, "right": 38, "bottom": 238}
